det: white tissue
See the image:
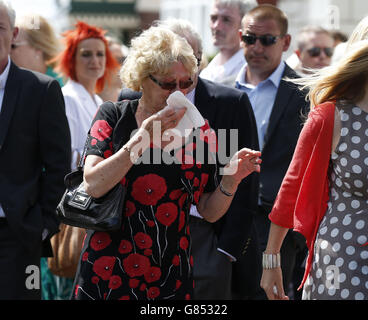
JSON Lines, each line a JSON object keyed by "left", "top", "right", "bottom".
{"left": 165, "top": 91, "right": 205, "bottom": 137}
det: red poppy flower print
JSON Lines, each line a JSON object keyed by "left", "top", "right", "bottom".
{"left": 180, "top": 236, "right": 189, "bottom": 250}
{"left": 144, "top": 249, "right": 152, "bottom": 256}
{"left": 155, "top": 203, "right": 178, "bottom": 227}
{"left": 178, "top": 210, "right": 185, "bottom": 231}
{"left": 91, "top": 276, "right": 99, "bottom": 284}
{"left": 129, "top": 278, "right": 140, "bottom": 289}
{"left": 123, "top": 253, "right": 150, "bottom": 278}
{"left": 147, "top": 286, "right": 160, "bottom": 299}
{"left": 146, "top": 220, "right": 155, "bottom": 228}
{"left": 119, "top": 295, "right": 130, "bottom": 300}
{"left": 144, "top": 266, "right": 162, "bottom": 283}
{"left": 178, "top": 193, "right": 188, "bottom": 208}
{"left": 90, "top": 120, "right": 113, "bottom": 141}
{"left": 175, "top": 280, "right": 182, "bottom": 290}
{"left": 169, "top": 189, "right": 183, "bottom": 201}
{"left": 92, "top": 256, "right": 116, "bottom": 280}
{"left": 90, "top": 232, "right": 112, "bottom": 251}
{"left": 172, "top": 255, "right": 180, "bottom": 266}
{"left": 200, "top": 119, "right": 210, "bottom": 132}
{"left": 185, "top": 171, "right": 194, "bottom": 180}
{"left": 199, "top": 120, "right": 217, "bottom": 152}
{"left": 131, "top": 174, "right": 167, "bottom": 206}
{"left": 82, "top": 252, "right": 89, "bottom": 261}
{"left": 181, "top": 154, "right": 195, "bottom": 170}
{"left": 200, "top": 173, "right": 209, "bottom": 191}
{"left": 124, "top": 200, "right": 136, "bottom": 217}
{"left": 104, "top": 149, "right": 113, "bottom": 159}
{"left": 140, "top": 283, "right": 147, "bottom": 291}
{"left": 118, "top": 240, "right": 132, "bottom": 254}
{"left": 134, "top": 232, "right": 153, "bottom": 250}
{"left": 108, "top": 275, "right": 122, "bottom": 290}
{"left": 74, "top": 285, "right": 79, "bottom": 297}
{"left": 185, "top": 142, "right": 196, "bottom": 152}
{"left": 193, "top": 190, "right": 200, "bottom": 204}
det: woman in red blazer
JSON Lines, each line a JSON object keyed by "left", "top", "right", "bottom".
{"left": 261, "top": 40, "right": 368, "bottom": 300}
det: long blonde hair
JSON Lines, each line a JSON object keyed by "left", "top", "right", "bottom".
{"left": 16, "top": 14, "right": 61, "bottom": 67}
{"left": 294, "top": 40, "right": 368, "bottom": 109}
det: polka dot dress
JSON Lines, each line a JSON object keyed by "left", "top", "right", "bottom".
{"left": 302, "top": 103, "right": 368, "bottom": 300}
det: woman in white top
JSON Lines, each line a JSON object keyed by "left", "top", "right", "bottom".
{"left": 55, "top": 21, "right": 118, "bottom": 169}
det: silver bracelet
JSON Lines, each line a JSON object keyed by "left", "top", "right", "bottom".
{"left": 262, "top": 252, "right": 281, "bottom": 269}
{"left": 219, "top": 181, "right": 234, "bottom": 197}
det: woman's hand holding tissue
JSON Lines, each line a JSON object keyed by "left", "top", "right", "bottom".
{"left": 137, "top": 106, "right": 186, "bottom": 143}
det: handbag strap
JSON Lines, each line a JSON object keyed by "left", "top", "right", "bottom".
{"left": 77, "top": 136, "right": 90, "bottom": 170}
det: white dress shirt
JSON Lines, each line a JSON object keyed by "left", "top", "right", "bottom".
{"left": 200, "top": 49, "right": 245, "bottom": 86}
{"left": 235, "top": 60, "right": 286, "bottom": 150}
{"left": 62, "top": 80, "right": 103, "bottom": 170}
{"left": 0, "top": 56, "right": 12, "bottom": 218}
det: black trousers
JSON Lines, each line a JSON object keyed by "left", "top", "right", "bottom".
{"left": 190, "top": 217, "right": 232, "bottom": 300}
{"left": 0, "top": 219, "right": 41, "bottom": 300}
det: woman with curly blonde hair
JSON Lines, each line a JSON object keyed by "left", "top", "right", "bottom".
{"left": 71, "top": 25, "right": 261, "bottom": 300}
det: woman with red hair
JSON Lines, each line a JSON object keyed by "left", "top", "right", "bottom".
{"left": 50, "top": 21, "right": 118, "bottom": 299}
{"left": 55, "top": 21, "right": 118, "bottom": 170}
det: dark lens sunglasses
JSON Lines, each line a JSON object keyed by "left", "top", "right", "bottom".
{"left": 241, "top": 34, "right": 282, "bottom": 46}
{"left": 149, "top": 74, "right": 193, "bottom": 90}
{"left": 307, "top": 47, "right": 334, "bottom": 57}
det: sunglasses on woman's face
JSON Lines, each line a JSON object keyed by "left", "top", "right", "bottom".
{"left": 149, "top": 74, "right": 193, "bottom": 90}
{"left": 306, "top": 47, "right": 334, "bottom": 57}
{"left": 241, "top": 34, "right": 282, "bottom": 47}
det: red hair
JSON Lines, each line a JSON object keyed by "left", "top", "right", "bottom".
{"left": 54, "top": 21, "right": 119, "bottom": 93}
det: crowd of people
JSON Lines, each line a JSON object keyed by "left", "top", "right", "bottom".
{"left": 0, "top": 0, "right": 367, "bottom": 301}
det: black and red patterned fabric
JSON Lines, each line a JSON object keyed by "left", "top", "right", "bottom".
{"left": 71, "top": 100, "right": 217, "bottom": 300}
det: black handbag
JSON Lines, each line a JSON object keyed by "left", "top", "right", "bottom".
{"left": 56, "top": 142, "right": 126, "bottom": 232}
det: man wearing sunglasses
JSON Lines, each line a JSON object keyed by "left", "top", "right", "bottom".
{"left": 294, "top": 25, "right": 335, "bottom": 75}
{"left": 235, "top": 4, "right": 309, "bottom": 299}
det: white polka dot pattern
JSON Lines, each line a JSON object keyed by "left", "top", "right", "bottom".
{"left": 303, "top": 104, "right": 368, "bottom": 300}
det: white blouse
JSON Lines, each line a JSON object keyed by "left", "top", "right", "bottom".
{"left": 62, "top": 80, "right": 103, "bottom": 170}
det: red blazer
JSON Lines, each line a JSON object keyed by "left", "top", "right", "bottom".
{"left": 269, "top": 101, "right": 335, "bottom": 289}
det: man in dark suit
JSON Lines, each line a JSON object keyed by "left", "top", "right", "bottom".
{"left": 0, "top": 1, "right": 71, "bottom": 299}
{"left": 119, "top": 18, "right": 260, "bottom": 299}
{"left": 235, "top": 4, "right": 309, "bottom": 296}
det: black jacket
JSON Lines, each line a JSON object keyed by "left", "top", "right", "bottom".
{"left": 0, "top": 62, "right": 71, "bottom": 255}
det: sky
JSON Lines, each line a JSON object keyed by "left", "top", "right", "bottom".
{"left": 10, "top": 0, "right": 70, "bottom": 32}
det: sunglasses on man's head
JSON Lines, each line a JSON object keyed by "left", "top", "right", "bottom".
{"left": 149, "top": 74, "right": 193, "bottom": 90}
{"left": 307, "top": 47, "right": 334, "bottom": 58}
{"left": 241, "top": 34, "right": 282, "bottom": 47}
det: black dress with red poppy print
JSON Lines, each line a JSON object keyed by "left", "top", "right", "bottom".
{"left": 71, "top": 100, "right": 217, "bottom": 300}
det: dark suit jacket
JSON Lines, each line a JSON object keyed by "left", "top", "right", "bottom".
{"left": 259, "top": 64, "right": 309, "bottom": 212}
{"left": 118, "top": 78, "right": 259, "bottom": 259}
{"left": 0, "top": 62, "right": 71, "bottom": 255}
